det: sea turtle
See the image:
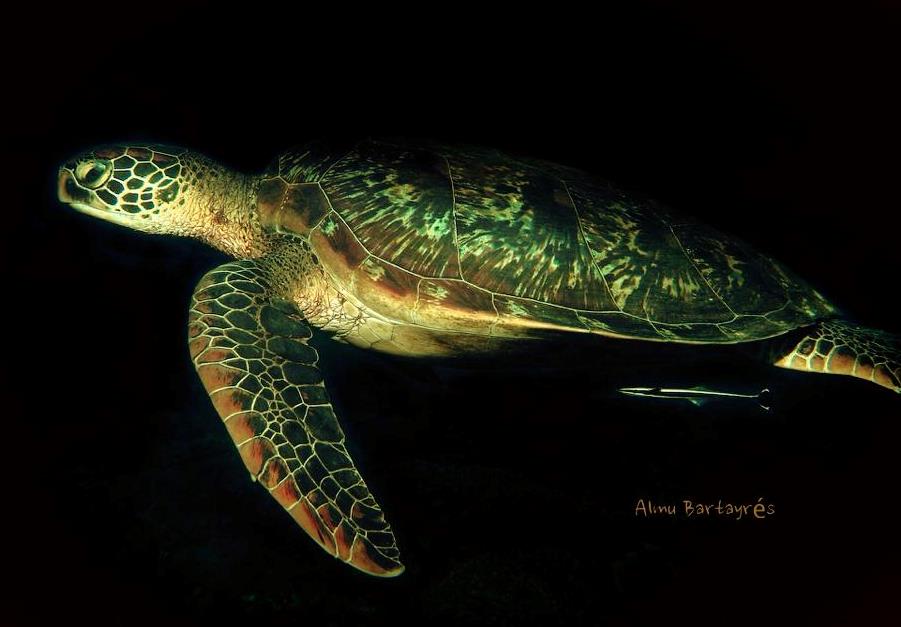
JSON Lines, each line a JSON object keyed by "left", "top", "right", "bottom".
{"left": 58, "top": 139, "right": 900, "bottom": 577}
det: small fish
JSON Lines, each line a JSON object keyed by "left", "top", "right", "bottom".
{"left": 618, "top": 385, "right": 772, "bottom": 410}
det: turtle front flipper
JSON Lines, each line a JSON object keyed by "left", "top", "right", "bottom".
{"left": 188, "top": 260, "right": 404, "bottom": 577}
{"left": 773, "top": 320, "right": 900, "bottom": 393}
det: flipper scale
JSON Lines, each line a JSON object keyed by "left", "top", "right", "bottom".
{"left": 774, "top": 320, "right": 901, "bottom": 393}
{"left": 189, "top": 260, "right": 403, "bottom": 576}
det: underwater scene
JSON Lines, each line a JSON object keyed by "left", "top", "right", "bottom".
{"left": 6, "top": 3, "right": 899, "bottom": 626}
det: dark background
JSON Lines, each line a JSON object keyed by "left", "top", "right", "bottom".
{"left": 4, "top": 2, "right": 900, "bottom": 625}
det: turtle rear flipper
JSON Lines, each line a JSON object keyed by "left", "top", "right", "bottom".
{"left": 188, "top": 259, "right": 403, "bottom": 577}
{"left": 774, "top": 320, "right": 901, "bottom": 393}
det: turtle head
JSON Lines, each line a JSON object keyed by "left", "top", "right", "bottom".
{"left": 58, "top": 144, "right": 194, "bottom": 232}
{"left": 58, "top": 144, "right": 264, "bottom": 255}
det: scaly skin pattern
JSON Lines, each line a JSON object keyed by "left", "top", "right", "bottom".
{"left": 60, "top": 144, "right": 264, "bottom": 257}
{"left": 187, "top": 246, "right": 403, "bottom": 576}
{"left": 775, "top": 321, "right": 901, "bottom": 392}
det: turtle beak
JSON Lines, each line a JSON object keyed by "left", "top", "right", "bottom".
{"left": 57, "top": 167, "right": 137, "bottom": 228}
{"left": 57, "top": 168, "right": 91, "bottom": 205}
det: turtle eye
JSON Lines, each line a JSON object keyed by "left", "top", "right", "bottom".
{"left": 75, "top": 160, "right": 112, "bottom": 189}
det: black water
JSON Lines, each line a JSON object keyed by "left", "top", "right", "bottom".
{"left": 6, "top": 3, "right": 900, "bottom": 626}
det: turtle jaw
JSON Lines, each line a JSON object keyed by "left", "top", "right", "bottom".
{"left": 68, "top": 200, "right": 149, "bottom": 229}
{"left": 58, "top": 168, "right": 150, "bottom": 231}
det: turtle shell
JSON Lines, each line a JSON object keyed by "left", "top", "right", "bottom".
{"left": 256, "top": 139, "right": 837, "bottom": 344}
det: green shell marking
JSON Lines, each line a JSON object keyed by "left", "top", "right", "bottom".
{"left": 319, "top": 143, "right": 460, "bottom": 278}
{"left": 275, "top": 139, "right": 836, "bottom": 344}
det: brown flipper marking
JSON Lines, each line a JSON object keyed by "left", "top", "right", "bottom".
{"left": 210, "top": 388, "right": 253, "bottom": 419}
{"left": 335, "top": 522, "right": 355, "bottom": 562}
{"left": 271, "top": 476, "right": 302, "bottom": 508}
{"left": 855, "top": 357, "right": 874, "bottom": 380}
{"left": 259, "top": 457, "right": 289, "bottom": 488}
{"left": 196, "top": 364, "right": 242, "bottom": 392}
{"left": 188, "top": 260, "right": 404, "bottom": 576}
{"left": 224, "top": 412, "right": 266, "bottom": 443}
{"left": 825, "top": 347, "right": 856, "bottom": 375}
{"left": 289, "top": 498, "right": 337, "bottom": 556}
{"left": 188, "top": 336, "right": 210, "bottom": 358}
{"left": 349, "top": 534, "right": 402, "bottom": 577}
{"left": 238, "top": 437, "right": 277, "bottom": 475}
{"left": 774, "top": 320, "right": 900, "bottom": 393}
{"left": 874, "top": 365, "right": 896, "bottom": 390}
{"left": 197, "top": 348, "right": 232, "bottom": 364}
{"left": 317, "top": 503, "right": 342, "bottom": 531}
